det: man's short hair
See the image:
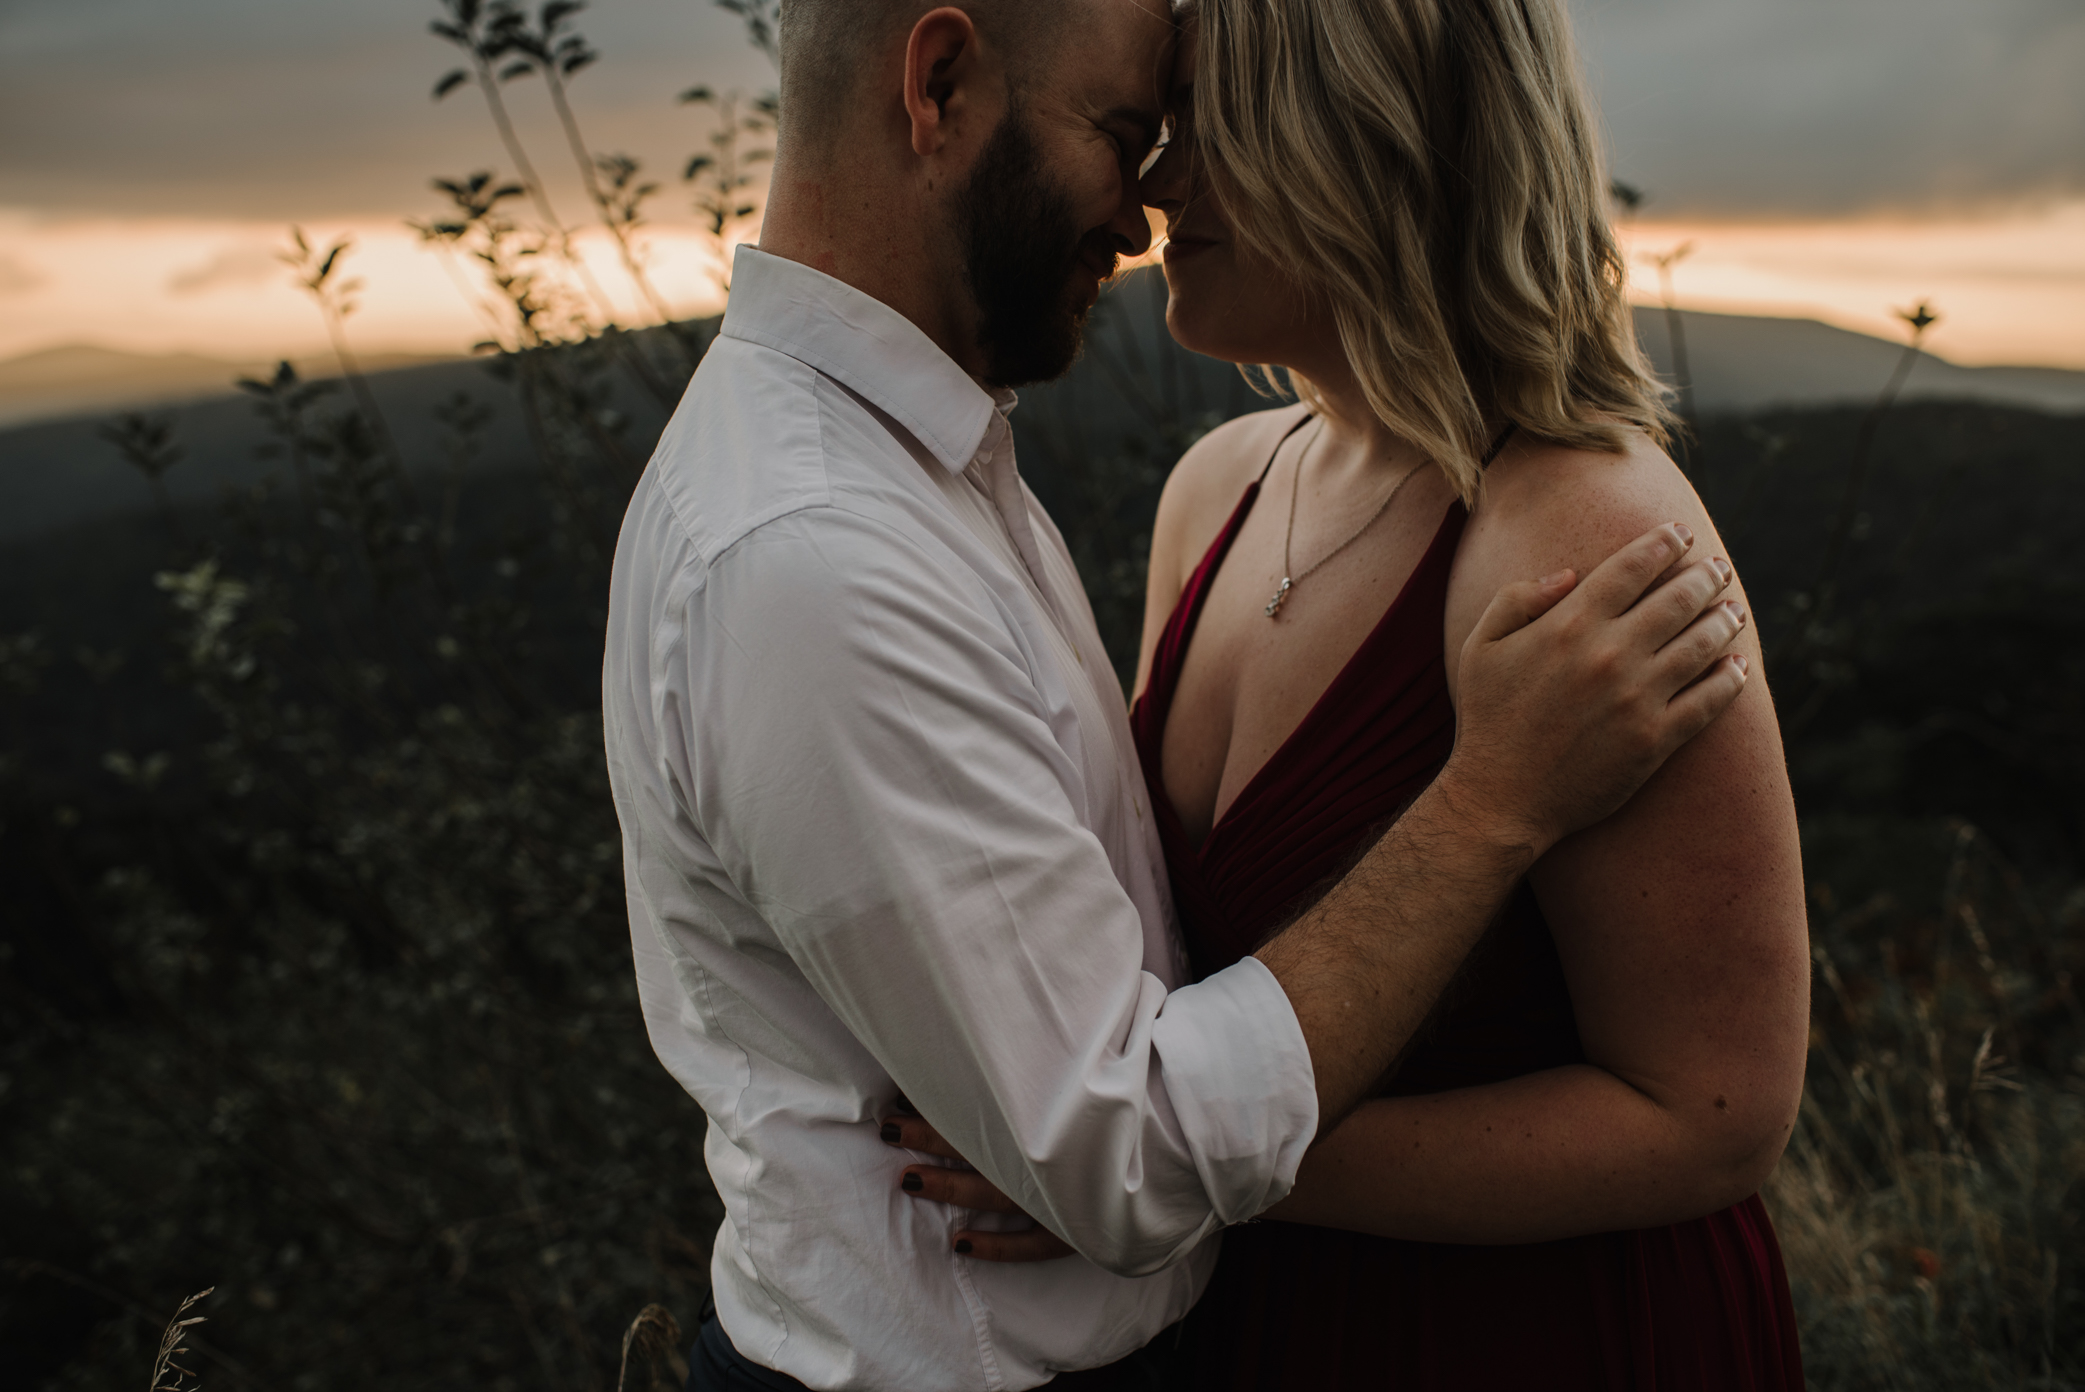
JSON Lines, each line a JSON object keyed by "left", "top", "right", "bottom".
{"left": 778, "top": 1, "right": 1076, "bottom": 147}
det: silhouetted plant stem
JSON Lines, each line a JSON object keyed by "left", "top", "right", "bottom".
{"left": 282, "top": 230, "right": 410, "bottom": 480}
{"left": 431, "top": 0, "right": 655, "bottom": 370}
{"left": 1645, "top": 242, "right": 1696, "bottom": 471}
{"left": 1814, "top": 302, "right": 1938, "bottom": 594}
{"left": 98, "top": 412, "right": 187, "bottom": 548}
{"left": 1767, "top": 302, "right": 1940, "bottom": 730}
{"left": 681, "top": 87, "right": 776, "bottom": 298}
{"left": 545, "top": 77, "right": 675, "bottom": 325}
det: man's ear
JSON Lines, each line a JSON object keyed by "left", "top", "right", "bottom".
{"left": 903, "top": 6, "right": 983, "bottom": 158}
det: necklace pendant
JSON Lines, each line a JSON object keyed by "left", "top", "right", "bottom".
{"left": 1264, "top": 577, "right": 1292, "bottom": 618}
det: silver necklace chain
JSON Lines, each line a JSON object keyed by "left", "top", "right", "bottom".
{"left": 1266, "top": 422, "right": 1428, "bottom": 618}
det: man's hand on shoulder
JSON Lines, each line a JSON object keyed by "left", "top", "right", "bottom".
{"left": 1441, "top": 432, "right": 1754, "bottom": 858}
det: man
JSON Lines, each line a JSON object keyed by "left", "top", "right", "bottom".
{"left": 601, "top": 2, "right": 1750, "bottom": 1388}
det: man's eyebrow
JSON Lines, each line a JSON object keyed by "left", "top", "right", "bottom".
{"left": 1101, "top": 103, "right": 1166, "bottom": 148}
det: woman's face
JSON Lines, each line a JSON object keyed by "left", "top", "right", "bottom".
{"left": 1141, "top": 22, "right": 1324, "bottom": 371}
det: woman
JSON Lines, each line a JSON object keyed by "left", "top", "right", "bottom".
{"left": 1132, "top": 0, "right": 1810, "bottom": 1383}
{"left": 901, "top": 0, "right": 1811, "bottom": 1385}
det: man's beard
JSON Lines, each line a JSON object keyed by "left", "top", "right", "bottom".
{"left": 958, "top": 106, "right": 1110, "bottom": 388}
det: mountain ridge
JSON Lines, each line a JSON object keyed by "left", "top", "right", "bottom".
{"left": 0, "top": 343, "right": 462, "bottom": 429}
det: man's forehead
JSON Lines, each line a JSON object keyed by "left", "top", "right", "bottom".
{"left": 1055, "top": 0, "right": 1176, "bottom": 102}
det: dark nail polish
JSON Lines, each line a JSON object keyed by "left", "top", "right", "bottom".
{"left": 881, "top": 1122, "right": 902, "bottom": 1144}
{"left": 901, "top": 1172, "right": 923, "bottom": 1193}
{"left": 954, "top": 1239, "right": 973, "bottom": 1255}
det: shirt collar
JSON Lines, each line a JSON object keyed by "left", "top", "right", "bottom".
{"left": 719, "top": 245, "right": 1013, "bottom": 475}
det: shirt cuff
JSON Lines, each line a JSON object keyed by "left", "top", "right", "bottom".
{"left": 1150, "top": 954, "right": 1319, "bottom": 1224}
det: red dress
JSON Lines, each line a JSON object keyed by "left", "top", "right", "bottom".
{"left": 1128, "top": 463, "right": 1804, "bottom": 1390}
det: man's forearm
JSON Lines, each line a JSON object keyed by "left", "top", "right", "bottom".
{"left": 1254, "top": 771, "right": 1535, "bottom": 1133}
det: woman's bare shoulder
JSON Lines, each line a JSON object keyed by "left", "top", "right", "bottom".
{"left": 1153, "top": 402, "right": 1312, "bottom": 572}
{"left": 1474, "top": 427, "right": 1699, "bottom": 556}
{"left": 1445, "top": 426, "right": 1720, "bottom": 662}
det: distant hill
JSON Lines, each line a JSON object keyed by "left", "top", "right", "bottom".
{"left": 1632, "top": 307, "right": 2085, "bottom": 415}
{"left": 0, "top": 344, "right": 460, "bottom": 429}
{"left": 3, "top": 295, "right": 2081, "bottom": 548}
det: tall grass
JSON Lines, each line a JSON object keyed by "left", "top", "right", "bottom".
{"left": 1768, "top": 819, "right": 2084, "bottom": 1389}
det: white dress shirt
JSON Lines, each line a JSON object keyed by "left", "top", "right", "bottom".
{"left": 602, "top": 246, "right": 1317, "bottom": 1391}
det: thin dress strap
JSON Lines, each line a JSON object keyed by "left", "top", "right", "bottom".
{"left": 1256, "top": 413, "right": 1317, "bottom": 484}
{"left": 1480, "top": 422, "right": 1517, "bottom": 468}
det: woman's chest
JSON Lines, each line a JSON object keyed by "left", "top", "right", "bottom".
{"left": 1160, "top": 502, "right": 1460, "bottom": 848}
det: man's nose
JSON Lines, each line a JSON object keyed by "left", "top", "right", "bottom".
{"left": 1107, "top": 175, "right": 1155, "bottom": 258}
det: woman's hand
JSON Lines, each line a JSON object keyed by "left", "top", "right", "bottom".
{"left": 880, "top": 1111, "right": 1078, "bottom": 1263}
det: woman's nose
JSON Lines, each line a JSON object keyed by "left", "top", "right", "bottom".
{"left": 1140, "top": 139, "right": 1187, "bottom": 216}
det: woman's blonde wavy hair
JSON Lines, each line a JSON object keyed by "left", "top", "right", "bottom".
{"left": 1189, "top": 0, "right": 1673, "bottom": 502}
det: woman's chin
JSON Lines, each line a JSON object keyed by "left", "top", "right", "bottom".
{"left": 1161, "top": 296, "right": 1254, "bottom": 366}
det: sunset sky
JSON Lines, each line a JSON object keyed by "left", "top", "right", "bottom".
{"left": 1, "top": 0, "right": 2080, "bottom": 370}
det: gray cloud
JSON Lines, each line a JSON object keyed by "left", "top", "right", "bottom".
{"left": 167, "top": 244, "right": 282, "bottom": 294}
{"left": 0, "top": 0, "right": 772, "bottom": 222}
{"left": 0, "top": 254, "right": 47, "bottom": 295}
{"left": 1572, "top": 0, "right": 2085, "bottom": 216}
{"left": 0, "top": 0, "right": 2078, "bottom": 223}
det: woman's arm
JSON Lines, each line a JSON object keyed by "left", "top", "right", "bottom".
{"left": 1262, "top": 432, "right": 1809, "bottom": 1244}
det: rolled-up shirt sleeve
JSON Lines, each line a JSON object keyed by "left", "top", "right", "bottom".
{"left": 676, "top": 505, "right": 1317, "bottom": 1276}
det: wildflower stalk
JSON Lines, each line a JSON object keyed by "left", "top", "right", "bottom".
{"left": 430, "top": 0, "right": 687, "bottom": 408}
{"left": 98, "top": 412, "right": 187, "bottom": 547}
{"left": 493, "top": 1, "right": 707, "bottom": 375}
{"left": 1644, "top": 241, "right": 1696, "bottom": 465}
{"left": 280, "top": 229, "right": 411, "bottom": 480}
{"left": 1813, "top": 302, "right": 1939, "bottom": 593}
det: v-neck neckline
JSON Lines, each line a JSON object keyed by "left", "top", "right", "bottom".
{"left": 1150, "top": 486, "right": 1468, "bottom": 860}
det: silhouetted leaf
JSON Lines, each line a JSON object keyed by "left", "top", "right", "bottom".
{"left": 433, "top": 68, "right": 470, "bottom": 99}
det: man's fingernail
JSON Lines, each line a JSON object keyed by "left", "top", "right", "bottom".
{"left": 1671, "top": 523, "right": 1694, "bottom": 547}
{"left": 1538, "top": 569, "right": 1572, "bottom": 588}
{"left": 954, "top": 1239, "right": 974, "bottom": 1255}
{"left": 881, "top": 1122, "right": 902, "bottom": 1144}
{"left": 1712, "top": 557, "right": 1732, "bottom": 582}
{"left": 901, "top": 1172, "right": 923, "bottom": 1193}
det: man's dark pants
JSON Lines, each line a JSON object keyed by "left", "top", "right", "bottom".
{"left": 687, "top": 1293, "right": 1188, "bottom": 1391}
